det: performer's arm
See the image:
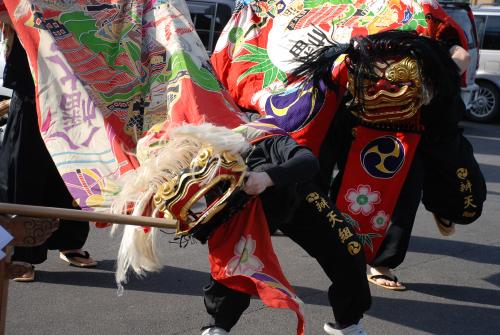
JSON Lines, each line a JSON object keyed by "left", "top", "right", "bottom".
{"left": 243, "top": 136, "right": 319, "bottom": 195}
{"left": 449, "top": 45, "right": 471, "bottom": 75}
{"left": 265, "top": 146, "right": 319, "bottom": 187}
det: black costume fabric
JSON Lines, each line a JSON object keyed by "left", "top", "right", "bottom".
{"left": 0, "top": 35, "right": 89, "bottom": 264}
{"left": 203, "top": 135, "right": 371, "bottom": 331}
{"left": 323, "top": 91, "right": 486, "bottom": 269}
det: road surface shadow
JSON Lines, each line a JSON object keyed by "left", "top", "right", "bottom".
{"left": 295, "top": 284, "right": 500, "bottom": 335}
{"left": 408, "top": 236, "right": 500, "bottom": 266}
{"left": 34, "top": 263, "right": 210, "bottom": 296}
{"left": 409, "top": 283, "right": 500, "bottom": 306}
{"left": 368, "top": 295, "right": 499, "bottom": 335}
{"left": 29, "top": 261, "right": 500, "bottom": 335}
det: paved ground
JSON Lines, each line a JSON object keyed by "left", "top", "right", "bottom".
{"left": 6, "top": 121, "right": 500, "bottom": 335}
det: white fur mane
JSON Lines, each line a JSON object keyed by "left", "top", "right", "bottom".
{"left": 112, "top": 123, "right": 248, "bottom": 285}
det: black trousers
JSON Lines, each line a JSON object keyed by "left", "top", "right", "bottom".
{"left": 203, "top": 182, "right": 371, "bottom": 331}
{"left": 371, "top": 130, "right": 486, "bottom": 269}
{"left": 0, "top": 91, "right": 89, "bottom": 264}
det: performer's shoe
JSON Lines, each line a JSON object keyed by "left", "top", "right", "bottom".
{"left": 201, "top": 327, "right": 229, "bottom": 335}
{"left": 433, "top": 214, "right": 455, "bottom": 236}
{"left": 324, "top": 321, "right": 368, "bottom": 335}
{"left": 60, "top": 249, "right": 97, "bottom": 267}
{"left": 10, "top": 262, "right": 35, "bottom": 282}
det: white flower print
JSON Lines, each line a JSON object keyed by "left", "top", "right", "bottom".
{"left": 345, "top": 185, "right": 381, "bottom": 216}
{"left": 371, "top": 210, "right": 390, "bottom": 230}
{"left": 226, "top": 235, "right": 264, "bottom": 276}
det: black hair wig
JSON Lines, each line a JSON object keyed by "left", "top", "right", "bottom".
{"left": 291, "top": 29, "right": 461, "bottom": 105}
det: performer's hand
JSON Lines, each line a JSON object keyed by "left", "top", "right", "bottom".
{"left": 449, "top": 45, "right": 470, "bottom": 75}
{"left": 0, "top": 215, "right": 59, "bottom": 247}
{"left": 242, "top": 172, "right": 274, "bottom": 195}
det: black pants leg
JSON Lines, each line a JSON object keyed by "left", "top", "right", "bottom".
{"left": 0, "top": 91, "right": 89, "bottom": 265}
{"left": 279, "top": 183, "right": 371, "bottom": 326}
{"left": 370, "top": 150, "right": 424, "bottom": 269}
{"left": 203, "top": 276, "right": 251, "bottom": 332}
{"left": 202, "top": 182, "right": 371, "bottom": 329}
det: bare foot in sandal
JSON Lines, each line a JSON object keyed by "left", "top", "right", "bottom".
{"left": 60, "top": 249, "right": 97, "bottom": 268}
{"left": 9, "top": 261, "right": 35, "bottom": 282}
{"left": 367, "top": 266, "right": 406, "bottom": 291}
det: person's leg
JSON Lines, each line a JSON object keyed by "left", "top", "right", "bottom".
{"left": 49, "top": 220, "right": 95, "bottom": 267}
{"left": 7, "top": 93, "right": 51, "bottom": 270}
{"left": 25, "top": 106, "right": 94, "bottom": 267}
{"left": 368, "top": 150, "right": 424, "bottom": 289}
{"left": 42, "top": 161, "right": 93, "bottom": 266}
{"left": 280, "top": 183, "right": 370, "bottom": 330}
{"left": 202, "top": 276, "right": 251, "bottom": 333}
{"left": 8, "top": 92, "right": 93, "bottom": 269}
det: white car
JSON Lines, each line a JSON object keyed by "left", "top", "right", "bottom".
{"left": 441, "top": 2, "right": 481, "bottom": 113}
{"left": 469, "top": 5, "right": 500, "bottom": 122}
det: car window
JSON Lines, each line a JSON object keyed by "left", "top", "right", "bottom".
{"left": 482, "top": 15, "right": 500, "bottom": 50}
{"left": 445, "top": 7, "right": 477, "bottom": 49}
{"left": 474, "top": 14, "right": 487, "bottom": 47}
{"left": 187, "top": 1, "right": 233, "bottom": 53}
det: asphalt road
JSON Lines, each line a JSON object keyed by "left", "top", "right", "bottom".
{"left": 6, "top": 121, "right": 500, "bottom": 335}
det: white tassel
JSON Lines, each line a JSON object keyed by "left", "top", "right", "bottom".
{"left": 115, "top": 225, "right": 161, "bottom": 285}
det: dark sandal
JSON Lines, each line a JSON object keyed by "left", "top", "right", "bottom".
{"left": 433, "top": 214, "right": 455, "bottom": 236}
{"left": 367, "top": 274, "right": 406, "bottom": 291}
{"left": 60, "top": 251, "right": 97, "bottom": 268}
{"left": 10, "top": 262, "right": 35, "bottom": 282}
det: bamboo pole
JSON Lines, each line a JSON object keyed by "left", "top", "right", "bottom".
{"left": 0, "top": 203, "right": 177, "bottom": 229}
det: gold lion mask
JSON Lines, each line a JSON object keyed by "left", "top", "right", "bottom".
{"left": 348, "top": 56, "right": 431, "bottom": 125}
{"left": 153, "top": 145, "right": 247, "bottom": 237}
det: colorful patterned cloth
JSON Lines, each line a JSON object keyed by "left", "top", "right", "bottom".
{"left": 210, "top": 0, "right": 467, "bottom": 261}
{"left": 0, "top": 0, "right": 467, "bottom": 331}
{"left": 335, "top": 127, "right": 421, "bottom": 261}
{"left": 2, "top": 0, "right": 245, "bottom": 212}
{"left": 0, "top": 1, "right": 305, "bottom": 332}
{"left": 213, "top": 0, "right": 466, "bottom": 96}
{"left": 208, "top": 198, "right": 304, "bottom": 335}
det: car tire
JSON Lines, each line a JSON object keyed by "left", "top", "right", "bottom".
{"left": 466, "top": 80, "right": 500, "bottom": 123}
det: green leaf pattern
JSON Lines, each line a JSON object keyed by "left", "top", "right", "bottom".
{"left": 234, "top": 43, "right": 287, "bottom": 88}
{"left": 342, "top": 212, "right": 382, "bottom": 252}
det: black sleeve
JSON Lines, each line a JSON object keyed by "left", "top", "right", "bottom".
{"left": 421, "top": 82, "right": 464, "bottom": 139}
{"left": 264, "top": 136, "right": 320, "bottom": 187}
{"left": 421, "top": 130, "right": 486, "bottom": 224}
{"left": 318, "top": 100, "right": 357, "bottom": 194}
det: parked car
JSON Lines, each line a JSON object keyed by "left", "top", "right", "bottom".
{"left": 186, "top": 0, "right": 234, "bottom": 54}
{"left": 469, "top": 5, "right": 500, "bottom": 122}
{"left": 441, "top": 1, "right": 481, "bottom": 114}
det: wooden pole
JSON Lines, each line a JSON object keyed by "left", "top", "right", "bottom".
{"left": 0, "top": 246, "right": 12, "bottom": 335}
{"left": 0, "top": 203, "right": 177, "bottom": 229}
